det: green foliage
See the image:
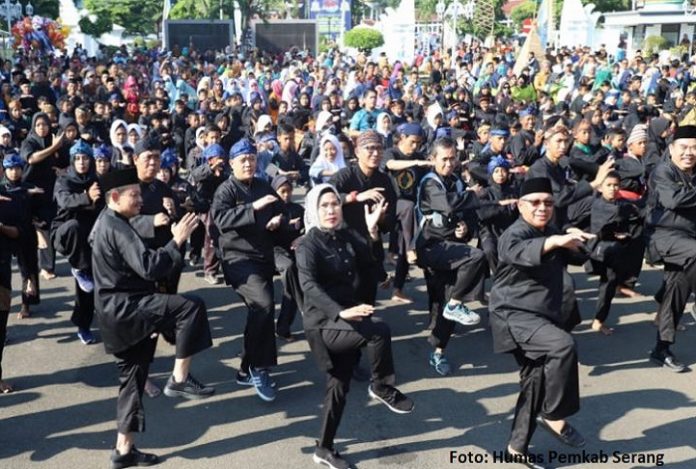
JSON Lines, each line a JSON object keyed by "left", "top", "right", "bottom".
{"left": 169, "top": 0, "right": 220, "bottom": 20}
{"left": 31, "top": 0, "right": 59, "bottom": 19}
{"left": 84, "top": 0, "right": 161, "bottom": 35}
{"left": 644, "top": 35, "right": 670, "bottom": 53}
{"left": 344, "top": 27, "right": 384, "bottom": 52}
{"left": 510, "top": 0, "right": 536, "bottom": 28}
{"left": 78, "top": 15, "right": 113, "bottom": 36}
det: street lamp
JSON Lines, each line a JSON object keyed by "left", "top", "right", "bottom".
{"left": 1, "top": 0, "right": 22, "bottom": 32}
{"left": 25, "top": 1, "right": 33, "bottom": 16}
{"left": 436, "top": 0, "right": 445, "bottom": 50}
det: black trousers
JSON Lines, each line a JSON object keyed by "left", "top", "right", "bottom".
{"left": 224, "top": 261, "right": 278, "bottom": 371}
{"left": 595, "top": 238, "right": 645, "bottom": 323}
{"left": 0, "top": 257, "right": 9, "bottom": 380}
{"left": 53, "top": 219, "right": 92, "bottom": 271}
{"left": 14, "top": 230, "right": 40, "bottom": 306}
{"left": 656, "top": 260, "right": 696, "bottom": 345}
{"left": 508, "top": 321, "right": 580, "bottom": 453}
{"left": 393, "top": 199, "right": 417, "bottom": 290}
{"left": 189, "top": 220, "right": 205, "bottom": 259}
{"left": 114, "top": 294, "right": 212, "bottom": 433}
{"left": 318, "top": 318, "right": 396, "bottom": 449}
{"left": 274, "top": 247, "right": 303, "bottom": 337}
{"left": 480, "top": 236, "right": 499, "bottom": 276}
{"left": 71, "top": 280, "right": 94, "bottom": 330}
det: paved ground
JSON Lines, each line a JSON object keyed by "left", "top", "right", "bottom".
{"left": 2, "top": 256, "right": 696, "bottom": 469}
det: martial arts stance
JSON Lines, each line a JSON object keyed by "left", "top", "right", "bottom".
{"left": 297, "top": 183, "right": 414, "bottom": 469}
{"left": 92, "top": 168, "right": 214, "bottom": 469}
{"left": 490, "top": 177, "right": 592, "bottom": 467}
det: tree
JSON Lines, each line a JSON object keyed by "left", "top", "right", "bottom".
{"left": 169, "top": 0, "right": 220, "bottom": 20}
{"left": 31, "top": 0, "right": 59, "bottom": 19}
{"left": 344, "top": 27, "right": 384, "bottom": 54}
{"left": 78, "top": 15, "right": 113, "bottom": 36}
{"left": 510, "top": 0, "right": 536, "bottom": 28}
{"left": 84, "top": 0, "right": 161, "bottom": 35}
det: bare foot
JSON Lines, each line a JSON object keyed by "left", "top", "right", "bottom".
{"left": 0, "top": 380, "right": 14, "bottom": 393}
{"left": 16, "top": 306, "right": 30, "bottom": 319}
{"left": 25, "top": 278, "right": 36, "bottom": 297}
{"left": 391, "top": 289, "right": 412, "bottom": 304}
{"left": 406, "top": 250, "right": 418, "bottom": 265}
{"left": 591, "top": 319, "right": 614, "bottom": 336}
{"left": 379, "top": 275, "right": 393, "bottom": 290}
{"left": 40, "top": 270, "right": 56, "bottom": 281}
{"left": 617, "top": 286, "right": 641, "bottom": 298}
{"left": 144, "top": 378, "right": 161, "bottom": 398}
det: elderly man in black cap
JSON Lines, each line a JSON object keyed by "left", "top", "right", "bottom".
{"left": 92, "top": 168, "right": 214, "bottom": 469}
{"left": 490, "top": 177, "right": 594, "bottom": 467}
{"left": 646, "top": 124, "right": 696, "bottom": 373}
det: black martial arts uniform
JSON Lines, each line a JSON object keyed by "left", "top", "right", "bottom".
{"left": 297, "top": 226, "right": 396, "bottom": 451}
{"left": 189, "top": 163, "right": 227, "bottom": 276}
{"left": 489, "top": 218, "right": 585, "bottom": 453}
{"left": 330, "top": 164, "right": 397, "bottom": 304}
{"left": 0, "top": 187, "right": 19, "bottom": 383}
{"left": 527, "top": 156, "right": 594, "bottom": 230}
{"left": 476, "top": 178, "right": 519, "bottom": 274}
{"left": 416, "top": 171, "right": 488, "bottom": 346}
{"left": 212, "top": 175, "right": 284, "bottom": 373}
{"left": 130, "top": 178, "right": 182, "bottom": 293}
{"left": 272, "top": 149, "right": 309, "bottom": 186}
{"left": 92, "top": 208, "right": 212, "bottom": 433}
{"left": 510, "top": 129, "right": 541, "bottom": 167}
{"left": 646, "top": 160, "right": 696, "bottom": 352}
{"left": 382, "top": 146, "right": 427, "bottom": 291}
{"left": 589, "top": 195, "right": 645, "bottom": 324}
{"left": 272, "top": 200, "right": 304, "bottom": 338}
{"left": 52, "top": 165, "right": 102, "bottom": 331}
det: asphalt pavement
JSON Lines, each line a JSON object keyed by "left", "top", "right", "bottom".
{"left": 2, "top": 255, "right": 696, "bottom": 469}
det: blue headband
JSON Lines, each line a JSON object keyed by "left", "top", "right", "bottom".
{"left": 93, "top": 144, "right": 111, "bottom": 160}
{"left": 490, "top": 128, "right": 510, "bottom": 137}
{"left": 487, "top": 155, "right": 510, "bottom": 175}
{"left": 229, "top": 138, "right": 257, "bottom": 159}
{"left": 203, "top": 144, "right": 226, "bottom": 160}
{"left": 70, "top": 140, "right": 93, "bottom": 159}
{"left": 397, "top": 122, "right": 424, "bottom": 137}
{"left": 160, "top": 148, "right": 178, "bottom": 169}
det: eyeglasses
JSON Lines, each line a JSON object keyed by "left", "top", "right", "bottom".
{"left": 521, "top": 198, "right": 554, "bottom": 208}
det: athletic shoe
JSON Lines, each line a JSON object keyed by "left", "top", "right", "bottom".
{"left": 249, "top": 367, "right": 276, "bottom": 402}
{"left": 188, "top": 255, "right": 201, "bottom": 268}
{"left": 368, "top": 384, "right": 414, "bottom": 414}
{"left": 77, "top": 328, "right": 96, "bottom": 345}
{"left": 71, "top": 268, "right": 94, "bottom": 293}
{"left": 429, "top": 351, "right": 451, "bottom": 376}
{"left": 443, "top": 303, "right": 480, "bottom": 326}
{"left": 313, "top": 445, "right": 350, "bottom": 469}
{"left": 163, "top": 373, "right": 215, "bottom": 399}
{"left": 236, "top": 370, "right": 277, "bottom": 388}
{"left": 111, "top": 446, "right": 158, "bottom": 469}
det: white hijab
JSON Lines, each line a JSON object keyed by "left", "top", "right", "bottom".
{"left": 110, "top": 119, "right": 128, "bottom": 150}
{"left": 310, "top": 134, "right": 346, "bottom": 183}
{"left": 304, "top": 183, "right": 341, "bottom": 232}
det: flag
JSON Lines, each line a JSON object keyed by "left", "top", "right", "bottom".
{"left": 536, "top": 0, "right": 549, "bottom": 49}
{"left": 163, "top": 0, "right": 172, "bottom": 21}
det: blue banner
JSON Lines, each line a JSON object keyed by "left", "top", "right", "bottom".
{"left": 308, "top": 0, "right": 352, "bottom": 40}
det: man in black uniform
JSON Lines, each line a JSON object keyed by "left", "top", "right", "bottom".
{"left": 92, "top": 168, "right": 214, "bottom": 469}
{"left": 490, "top": 177, "right": 592, "bottom": 467}
{"left": 330, "top": 130, "right": 397, "bottom": 304}
{"left": 212, "top": 138, "right": 284, "bottom": 402}
{"left": 646, "top": 125, "right": 696, "bottom": 373}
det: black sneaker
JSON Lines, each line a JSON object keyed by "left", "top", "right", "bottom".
{"left": 163, "top": 373, "right": 215, "bottom": 399}
{"left": 313, "top": 445, "right": 350, "bottom": 469}
{"left": 368, "top": 384, "right": 414, "bottom": 414}
{"left": 111, "top": 446, "right": 159, "bottom": 469}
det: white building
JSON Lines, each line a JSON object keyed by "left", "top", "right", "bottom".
{"left": 601, "top": 0, "right": 696, "bottom": 54}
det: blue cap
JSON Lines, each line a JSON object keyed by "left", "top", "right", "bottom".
{"left": 229, "top": 138, "right": 257, "bottom": 159}
{"left": 109, "top": 93, "right": 121, "bottom": 102}
{"left": 203, "top": 144, "right": 226, "bottom": 161}
{"left": 160, "top": 148, "right": 178, "bottom": 169}
{"left": 434, "top": 127, "right": 452, "bottom": 139}
{"left": 257, "top": 132, "right": 277, "bottom": 144}
{"left": 519, "top": 108, "right": 534, "bottom": 118}
{"left": 70, "top": 140, "right": 93, "bottom": 159}
{"left": 397, "top": 122, "right": 424, "bottom": 138}
{"left": 2, "top": 152, "right": 23, "bottom": 169}
{"left": 93, "top": 144, "right": 111, "bottom": 160}
{"left": 487, "top": 155, "right": 510, "bottom": 175}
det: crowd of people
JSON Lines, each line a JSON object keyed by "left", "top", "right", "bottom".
{"left": 1, "top": 37, "right": 696, "bottom": 469}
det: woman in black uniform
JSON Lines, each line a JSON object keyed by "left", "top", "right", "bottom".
{"left": 0, "top": 169, "right": 20, "bottom": 392}
{"left": 296, "top": 183, "right": 414, "bottom": 469}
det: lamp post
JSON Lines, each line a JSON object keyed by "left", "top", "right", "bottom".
{"left": 25, "top": 1, "right": 33, "bottom": 16}
{"left": 2, "top": 0, "right": 22, "bottom": 33}
{"left": 436, "top": 0, "right": 445, "bottom": 51}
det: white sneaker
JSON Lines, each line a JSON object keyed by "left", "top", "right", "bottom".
{"left": 443, "top": 303, "right": 480, "bottom": 326}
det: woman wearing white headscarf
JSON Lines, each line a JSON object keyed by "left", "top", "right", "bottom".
{"left": 296, "top": 183, "right": 414, "bottom": 469}
{"left": 254, "top": 114, "right": 273, "bottom": 136}
{"left": 126, "top": 123, "right": 143, "bottom": 148}
{"left": 109, "top": 119, "right": 129, "bottom": 168}
{"left": 309, "top": 134, "right": 346, "bottom": 185}
{"left": 376, "top": 112, "right": 393, "bottom": 149}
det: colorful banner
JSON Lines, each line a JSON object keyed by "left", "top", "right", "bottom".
{"left": 308, "top": 0, "right": 351, "bottom": 41}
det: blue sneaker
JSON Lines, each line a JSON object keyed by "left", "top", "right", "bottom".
{"left": 236, "top": 370, "right": 277, "bottom": 388}
{"left": 443, "top": 303, "right": 480, "bottom": 326}
{"left": 77, "top": 328, "right": 96, "bottom": 345}
{"left": 429, "top": 351, "right": 451, "bottom": 376}
{"left": 71, "top": 268, "right": 94, "bottom": 293}
{"left": 249, "top": 367, "right": 276, "bottom": 402}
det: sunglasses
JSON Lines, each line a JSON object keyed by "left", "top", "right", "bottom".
{"left": 521, "top": 198, "right": 554, "bottom": 208}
